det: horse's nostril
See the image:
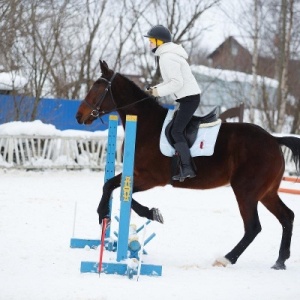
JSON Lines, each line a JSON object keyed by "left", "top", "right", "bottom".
{"left": 76, "top": 113, "right": 82, "bottom": 124}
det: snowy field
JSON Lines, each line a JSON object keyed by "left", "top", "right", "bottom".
{"left": 1, "top": 169, "right": 300, "bottom": 300}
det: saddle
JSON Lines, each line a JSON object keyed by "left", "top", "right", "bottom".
{"left": 165, "top": 107, "right": 218, "bottom": 147}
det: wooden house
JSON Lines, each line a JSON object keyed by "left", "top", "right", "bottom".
{"left": 207, "top": 36, "right": 300, "bottom": 101}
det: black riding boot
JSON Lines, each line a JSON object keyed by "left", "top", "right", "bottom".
{"left": 172, "top": 142, "right": 196, "bottom": 182}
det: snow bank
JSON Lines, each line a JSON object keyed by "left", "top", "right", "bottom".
{"left": 0, "top": 120, "right": 124, "bottom": 137}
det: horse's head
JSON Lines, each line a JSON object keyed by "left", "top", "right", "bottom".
{"left": 76, "top": 60, "right": 117, "bottom": 125}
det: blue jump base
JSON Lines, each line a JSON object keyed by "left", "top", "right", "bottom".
{"left": 70, "top": 237, "right": 152, "bottom": 255}
{"left": 80, "top": 261, "right": 162, "bottom": 276}
{"left": 70, "top": 238, "right": 100, "bottom": 249}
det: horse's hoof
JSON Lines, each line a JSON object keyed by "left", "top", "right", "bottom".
{"left": 151, "top": 208, "right": 164, "bottom": 224}
{"left": 271, "top": 262, "right": 286, "bottom": 270}
{"left": 99, "top": 215, "right": 110, "bottom": 226}
{"left": 212, "top": 257, "right": 231, "bottom": 267}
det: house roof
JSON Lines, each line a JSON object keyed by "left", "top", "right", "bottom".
{"left": 207, "top": 35, "right": 273, "bottom": 59}
{"left": 207, "top": 36, "right": 251, "bottom": 59}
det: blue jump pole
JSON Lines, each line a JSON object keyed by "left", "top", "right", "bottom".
{"left": 117, "top": 115, "right": 137, "bottom": 261}
{"left": 104, "top": 114, "right": 118, "bottom": 238}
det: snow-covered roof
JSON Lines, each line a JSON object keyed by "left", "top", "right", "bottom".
{"left": 0, "top": 71, "right": 27, "bottom": 90}
{"left": 189, "top": 64, "right": 281, "bottom": 109}
{"left": 191, "top": 65, "right": 278, "bottom": 88}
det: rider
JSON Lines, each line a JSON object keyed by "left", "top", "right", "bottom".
{"left": 144, "top": 25, "right": 201, "bottom": 182}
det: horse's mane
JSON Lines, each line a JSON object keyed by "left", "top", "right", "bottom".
{"left": 119, "top": 73, "right": 166, "bottom": 111}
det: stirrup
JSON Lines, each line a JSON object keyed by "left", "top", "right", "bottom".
{"left": 172, "top": 165, "right": 196, "bottom": 182}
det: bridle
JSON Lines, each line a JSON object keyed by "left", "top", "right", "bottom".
{"left": 83, "top": 72, "right": 118, "bottom": 118}
{"left": 83, "top": 72, "right": 152, "bottom": 120}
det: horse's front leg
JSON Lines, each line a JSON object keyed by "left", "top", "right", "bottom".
{"left": 97, "top": 176, "right": 164, "bottom": 224}
{"left": 97, "top": 174, "right": 122, "bottom": 224}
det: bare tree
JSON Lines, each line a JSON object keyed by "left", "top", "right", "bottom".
{"left": 47, "top": 0, "right": 148, "bottom": 99}
{"left": 249, "top": 0, "right": 261, "bottom": 123}
{"left": 0, "top": 0, "right": 227, "bottom": 117}
{"left": 276, "top": 0, "right": 294, "bottom": 132}
{"left": 260, "top": 0, "right": 296, "bottom": 132}
{"left": 14, "top": 0, "right": 72, "bottom": 120}
{"left": 0, "top": 0, "right": 21, "bottom": 70}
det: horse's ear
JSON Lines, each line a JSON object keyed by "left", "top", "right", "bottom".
{"left": 99, "top": 60, "right": 109, "bottom": 75}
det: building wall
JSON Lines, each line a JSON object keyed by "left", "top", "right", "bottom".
{"left": 208, "top": 37, "right": 252, "bottom": 73}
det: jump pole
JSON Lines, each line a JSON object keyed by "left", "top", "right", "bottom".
{"left": 116, "top": 115, "right": 137, "bottom": 261}
{"left": 80, "top": 115, "right": 162, "bottom": 277}
{"left": 103, "top": 114, "right": 119, "bottom": 238}
{"left": 279, "top": 176, "right": 300, "bottom": 195}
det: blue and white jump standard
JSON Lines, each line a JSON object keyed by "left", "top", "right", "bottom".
{"left": 74, "top": 115, "right": 162, "bottom": 278}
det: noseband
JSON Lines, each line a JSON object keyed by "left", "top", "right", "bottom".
{"left": 83, "top": 72, "right": 118, "bottom": 118}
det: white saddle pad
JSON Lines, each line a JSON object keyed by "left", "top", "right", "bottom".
{"left": 160, "top": 109, "right": 222, "bottom": 157}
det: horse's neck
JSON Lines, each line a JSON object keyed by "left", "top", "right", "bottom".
{"left": 117, "top": 98, "right": 167, "bottom": 132}
{"left": 115, "top": 75, "right": 167, "bottom": 130}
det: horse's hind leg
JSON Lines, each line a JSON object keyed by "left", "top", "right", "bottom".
{"left": 260, "top": 192, "right": 294, "bottom": 270}
{"left": 215, "top": 197, "right": 262, "bottom": 266}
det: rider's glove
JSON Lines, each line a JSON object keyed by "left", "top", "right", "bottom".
{"left": 145, "top": 86, "right": 159, "bottom": 97}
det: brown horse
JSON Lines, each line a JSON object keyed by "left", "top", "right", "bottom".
{"left": 76, "top": 60, "right": 300, "bottom": 270}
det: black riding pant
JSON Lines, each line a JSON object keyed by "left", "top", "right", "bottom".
{"left": 171, "top": 94, "right": 200, "bottom": 143}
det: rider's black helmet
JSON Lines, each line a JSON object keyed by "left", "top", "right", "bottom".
{"left": 144, "top": 25, "right": 172, "bottom": 43}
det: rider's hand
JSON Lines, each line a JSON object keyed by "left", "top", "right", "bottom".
{"left": 145, "top": 87, "right": 159, "bottom": 97}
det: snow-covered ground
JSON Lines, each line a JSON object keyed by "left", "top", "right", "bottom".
{"left": 0, "top": 169, "right": 300, "bottom": 300}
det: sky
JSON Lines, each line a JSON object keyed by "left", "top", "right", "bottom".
{"left": 200, "top": 0, "right": 249, "bottom": 52}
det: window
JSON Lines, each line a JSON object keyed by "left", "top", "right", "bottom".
{"left": 231, "top": 43, "right": 238, "bottom": 56}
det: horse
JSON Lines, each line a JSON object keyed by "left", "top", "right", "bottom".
{"left": 76, "top": 60, "right": 300, "bottom": 270}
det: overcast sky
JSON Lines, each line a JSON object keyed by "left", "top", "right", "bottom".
{"left": 200, "top": 0, "right": 247, "bottom": 52}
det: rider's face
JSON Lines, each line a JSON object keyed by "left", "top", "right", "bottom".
{"left": 149, "top": 38, "right": 156, "bottom": 50}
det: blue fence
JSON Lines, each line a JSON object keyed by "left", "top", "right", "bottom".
{"left": 0, "top": 95, "right": 114, "bottom": 131}
{"left": 0, "top": 95, "right": 175, "bottom": 131}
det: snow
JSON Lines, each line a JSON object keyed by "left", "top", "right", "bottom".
{"left": 0, "top": 71, "right": 27, "bottom": 90}
{"left": 0, "top": 119, "right": 300, "bottom": 299}
{"left": 1, "top": 169, "right": 300, "bottom": 300}
{"left": 0, "top": 120, "right": 124, "bottom": 138}
{"left": 191, "top": 65, "right": 279, "bottom": 88}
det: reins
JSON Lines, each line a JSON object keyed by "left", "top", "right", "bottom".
{"left": 84, "top": 72, "right": 152, "bottom": 121}
{"left": 99, "top": 95, "right": 152, "bottom": 115}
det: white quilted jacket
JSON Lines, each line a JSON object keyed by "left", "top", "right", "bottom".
{"left": 154, "top": 42, "right": 201, "bottom": 100}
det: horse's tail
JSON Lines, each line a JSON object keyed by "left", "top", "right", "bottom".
{"left": 276, "top": 136, "right": 300, "bottom": 174}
